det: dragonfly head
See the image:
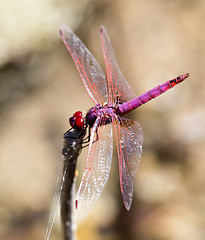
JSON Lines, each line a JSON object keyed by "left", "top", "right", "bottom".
{"left": 69, "top": 111, "right": 85, "bottom": 130}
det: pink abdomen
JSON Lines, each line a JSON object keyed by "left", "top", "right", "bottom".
{"left": 117, "top": 73, "right": 189, "bottom": 116}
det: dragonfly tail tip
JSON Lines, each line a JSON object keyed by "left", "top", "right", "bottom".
{"left": 184, "top": 72, "right": 190, "bottom": 79}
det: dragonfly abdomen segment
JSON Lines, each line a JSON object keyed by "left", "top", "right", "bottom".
{"left": 116, "top": 73, "right": 189, "bottom": 116}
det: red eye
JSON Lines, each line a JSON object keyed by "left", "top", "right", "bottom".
{"left": 69, "top": 111, "right": 84, "bottom": 129}
{"left": 73, "top": 111, "right": 82, "bottom": 118}
{"left": 75, "top": 116, "right": 84, "bottom": 129}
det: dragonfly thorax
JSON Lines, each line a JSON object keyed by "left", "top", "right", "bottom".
{"left": 86, "top": 104, "right": 116, "bottom": 128}
{"left": 69, "top": 111, "right": 85, "bottom": 130}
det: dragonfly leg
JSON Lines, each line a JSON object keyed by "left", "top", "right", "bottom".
{"left": 82, "top": 127, "right": 99, "bottom": 148}
{"left": 82, "top": 127, "right": 90, "bottom": 143}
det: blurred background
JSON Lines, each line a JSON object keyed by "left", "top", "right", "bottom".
{"left": 0, "top": 0, "right": 205, "bottom": 239}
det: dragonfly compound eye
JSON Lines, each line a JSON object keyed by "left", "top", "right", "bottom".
{"left": 75, "top": 116, "right": 84, "bottom": 129}
{"left": 69, "top": 113, "right": 84, "bottom": 130}
{"left": 69, "top": 116, "right": 76, "bottom": 128}
{"left": 73, "top": 111, "right": 83, "bottom": 118}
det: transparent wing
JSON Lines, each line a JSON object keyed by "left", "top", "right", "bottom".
{"left": 76, "top": 117, "right": 113, "bottom": 217}
{"left": 100, "top": 26, "right": 136, "bottom": 105}
{"left": 45, "top": 156, "right": 66, "bottom": 240}
{"left": 113, "top": 117, "right": 143, "bottom": 210}
{"left": 60, "top": 25, "right": 108, "bottom": 104}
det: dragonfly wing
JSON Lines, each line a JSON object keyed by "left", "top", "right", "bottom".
{"left": 76, "top": 117, "right": 113, "bottom": 217}
{"left": 100, "top": 26, "right": 136, "bottom": 104}
{"left": 45, "top": 156, "right": 66, "bottom": 240}
{"left": 60, "top": 25, "right": 108, "bottom": 104}
{"left": 113, "top": 117, "right": 143, "bottom": 210}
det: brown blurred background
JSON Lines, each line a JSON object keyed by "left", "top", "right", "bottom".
{"left": 0, "top": 0, "right": 205, "bottom": 239}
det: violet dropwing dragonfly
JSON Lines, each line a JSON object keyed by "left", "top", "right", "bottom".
{"left": 60, "top": 25, "right": 189, "bottom": 217}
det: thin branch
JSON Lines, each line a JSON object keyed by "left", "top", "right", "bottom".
{"left": 61, "top": 128, "right": 86, "bottom": 240}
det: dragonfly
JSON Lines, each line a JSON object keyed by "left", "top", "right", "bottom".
{"left": 60, "top": 25, "right": 189, "bottom": 218}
